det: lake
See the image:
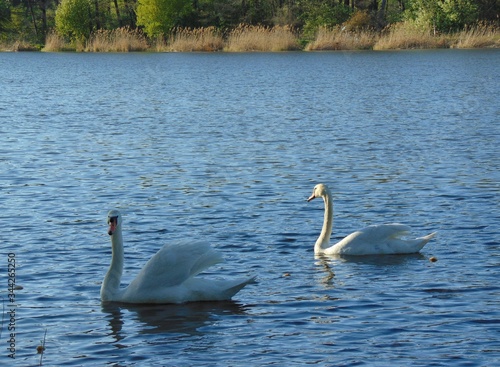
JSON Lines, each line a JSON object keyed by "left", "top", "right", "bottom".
{"left": 0, "top": 49, "right": 499, "bottom": 366}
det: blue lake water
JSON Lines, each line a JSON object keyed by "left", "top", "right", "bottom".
{"left": 0, "top": 49, "right": 499, "bottom": 366}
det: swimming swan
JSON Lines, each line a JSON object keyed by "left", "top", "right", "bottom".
{"left": 307, "top": 184, "right": 436, "bottom": 255}
{"left": 101, "top": 210, "right": 255, "bottom": 304}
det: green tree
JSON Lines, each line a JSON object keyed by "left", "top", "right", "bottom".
{"left": 55, "top": 0, "right": 94, "bottom": 43}
{"left": 301, "top": 2, "right": 352, "bottom": 40}
{"left": 406, "top": 0, "right": 479, "bottom": 32}
{"left": 136, "top": 0, "right": 192, "bottom": 38}
{"left": 439, "top": 0, "right": 478, "bottom": 29}
{"left": 0, "top": 0, "right": 10, "bottom": 32}
{"left": 191, "top": 0, "right": 244, "bottom": 28}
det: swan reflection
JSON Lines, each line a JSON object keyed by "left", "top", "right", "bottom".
{"left": 314, "top": 252, "right": 427, "bottom": 290}
{"left": 102, "top": 301, "right": 248, "bottom": 341}
{"left": 314, "top": 257, "right": 336, "bottom": 287}
{"left": 316, "top": 252, "right": 427, "bottom": 266}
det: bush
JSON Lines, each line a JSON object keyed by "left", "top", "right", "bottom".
{"left": 405, "top": 0, "right": 479, "bottom": 33}
{"left": 55, "top": 0, "right": 93, "bottom": 44}
{"left": 343, "top": 11, "right": 373, "bottom": 31}
{"left": 136, "top": 0, "right": 192, "bottom": 39}
{"left": 301, "top": 3, "right": 352, "bottom": 41}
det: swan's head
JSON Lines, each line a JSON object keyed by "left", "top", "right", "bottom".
{"left": 107, "top": 210, "right": 122, "bottom": 236}
{"left": 307, "top": 184, "right": 330, "bottom": 202}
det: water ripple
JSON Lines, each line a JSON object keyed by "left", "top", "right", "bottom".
{"left": 0, "top": 50, "right": 499, "bottom": 366}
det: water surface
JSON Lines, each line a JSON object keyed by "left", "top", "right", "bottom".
{"left": 0, "top": 50, "right": 499, "bottom": 366}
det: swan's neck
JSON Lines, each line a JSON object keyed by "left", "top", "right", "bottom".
{"left": 101, "top": 228, "right": 124, "bottom": 301}
{"left": 315, "top": 193, "right": 333, "bottom": 253}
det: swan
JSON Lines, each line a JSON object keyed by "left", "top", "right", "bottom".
{"left": 101, "top": 210, "right": 255, "bottom": 304}
{"left": 307, "top": 184, "right": 436, "bottom": 255}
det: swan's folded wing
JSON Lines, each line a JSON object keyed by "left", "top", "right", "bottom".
{"left": 126, "top": 241, "right": 224, "bottom": 291}
{"left": 333, "top": 223, "right": 413, "bottom": 255}
{"left": 360, "top": 223, "right": 411, "bottom": 241}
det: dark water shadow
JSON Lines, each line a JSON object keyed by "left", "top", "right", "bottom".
{"left": 101, "top": 301, "right": 249, "bottom": 341}
{"left": 315, "top": 252, "right": 427, "bottom": 266}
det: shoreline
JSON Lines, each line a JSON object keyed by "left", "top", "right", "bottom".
{"left": 2, "top": 24, "right": 499, "bottom": 53}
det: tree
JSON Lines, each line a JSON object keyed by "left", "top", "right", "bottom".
{"left": 300, "top": 1, "right": 352, "bottom": 39}
{"left": 405, "top": 0, "right": 479, "bottom": 32}
{"left": 439, "top": 0, "right": 478, "bottom": 30}
{"left": 136, "top": 0, "right": 192, "bottom": 38}
{"left": 55, "top": 0, "right": 94, "bottom": 43}
{"left": 0, "top": 0, "right": 10, "bottom": 32}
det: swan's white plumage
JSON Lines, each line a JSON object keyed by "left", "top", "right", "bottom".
{"left": 307, "top": 184, "right": 436, "bottom": 255}
{"left": 101, "top": 210, "right": 255, "bottom": 304}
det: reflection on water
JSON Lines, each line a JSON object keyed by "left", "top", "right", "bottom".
{"left": 316, "top": 252, "right": 428, "bottom": 266}
{"left": 102, "top": 301, "right": 249, "bottom": 339}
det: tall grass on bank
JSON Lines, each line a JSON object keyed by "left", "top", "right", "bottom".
{"left": 86, "top": 27, "right": 148, "bottom": 52}
{"left": 43, "top": 27, "right": 148, "bottom": 52}
{"left": 305, "top": 26, "right": 376, "bottom": 51}
{"left": 453, "top": 23, "right": 500, "bottom": 48}
{"left": 162, "top": 27, "right": 224, "bottom": 52}
{"left": 374, "top": 22, "right": 449, "bottom": 50}
{"left": 0, "top": 41, "right": 40, "bottom": 51}
{"left": 225, "top": 25, "right": 300, "bottom": 52}
{"left": 27, "top": 23, "right": 500, "bottom": 53}
{"left": 43, "top": 32, "right": 72, "bottom": 52}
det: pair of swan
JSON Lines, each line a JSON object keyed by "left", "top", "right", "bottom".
{"left": 101, "top": 184, "right": 436, "bottom": 304}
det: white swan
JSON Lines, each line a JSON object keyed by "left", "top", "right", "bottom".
{"left": 101, "top": 210, "right": 255, "bottom": 304}
{"left": 307, "top": 184, "right": 436, "bottom": 255}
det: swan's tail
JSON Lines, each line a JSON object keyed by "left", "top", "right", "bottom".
{"left": 419, "top": 232, "right": 437, "bottom": 243}
{"left": 415, "top": 232, "right": 437, "bottom": 251}
{"left": 222, "top": 276, "right": 257, "bottom": 299}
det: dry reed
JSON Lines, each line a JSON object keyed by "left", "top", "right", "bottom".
{"left": 42, "top": 31, "right": 71, "bottom": 52}
{"left": 33, "top": 23, "right": 500, "bottom": 53}
{"left": 452, "top": 23, "right": 500, "bottom": 49}
{"left": 0, "top": 40, "right": 40, "bottom": 51}
{"left": 85, "top": 27, "right": 148, "bottom": 52}
{"left": 166, "top": 27, "right": 224, "bottom": 52}
{"left": 305, "top": 26, "right": 376, "bottom": 51}
{"left": 374, "top": 22, "right": 449, "bottom": 50}
{"left": 225, "top": 24, "right": 300, "bottom": 52}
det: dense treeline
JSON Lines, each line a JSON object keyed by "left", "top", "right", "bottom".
{"left": 0, "top": 0, "right": 498, "bottom": 48}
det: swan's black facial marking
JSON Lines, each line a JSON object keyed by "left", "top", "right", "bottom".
{"left": 307, "top": 191, "right": 316, "bottom": 202}
{"left": 108, "top": 216, "right": 118, "bottom": 235}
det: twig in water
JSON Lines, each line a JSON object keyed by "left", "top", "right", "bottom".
{"left": 37, "top": 328, "right": 47, "bottom": 366}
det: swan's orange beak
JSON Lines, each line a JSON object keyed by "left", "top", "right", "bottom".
{"left": 307, "top": 193, "right": 316, "bottom": 202}
{"left": 108, "top": 223, "right": 116, "bottom": 236}
{"left": 108, "top": 217, "right": 117, "bottom": 236}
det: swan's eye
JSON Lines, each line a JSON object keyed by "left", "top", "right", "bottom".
{"left": 108, "top": 216, "right": 118, "bottom": 224}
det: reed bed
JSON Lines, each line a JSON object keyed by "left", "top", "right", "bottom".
{"left": 452, "top": 23, "right": 500, "bottom": 49}
{"left": 42, "top": 31, "right": 72, "bottom": 52}
{"left": 225, "top": 25, "right": 300, "bottom": 52}
{"left": 374, "top": 22, "right": 449, "bottom": 50}
{"left": 37, "top": 23, "right": 500, "bottom": 52}
{"left": 85, "top": 27, "right": 148, "bottom": 52}
{"left": 165, "top": 27, "right": 224, "bottom": 52}
{"left": 305, "top": 26, "right": 376, "bottom": 51}
{"left": 0, "top": 39, "right": 40, "bottom": 51}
